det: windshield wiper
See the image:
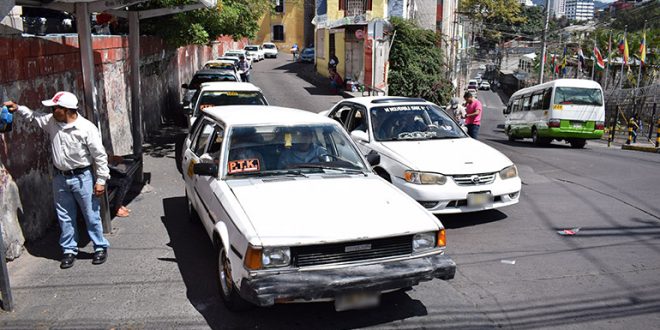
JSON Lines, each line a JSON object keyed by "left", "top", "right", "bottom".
{"left": 232, "top": 169, "right": 308, "bottom": 178}
{"left": 291, "top": 164, "right": 366, "bottom": 175}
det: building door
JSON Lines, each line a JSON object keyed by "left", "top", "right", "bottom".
{"left": 345, "top": 40, "right": 364, "bottom": 83}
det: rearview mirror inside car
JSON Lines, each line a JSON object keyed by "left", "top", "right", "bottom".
{"left": 193, "top": 163, "right": 218, "bottom": 176}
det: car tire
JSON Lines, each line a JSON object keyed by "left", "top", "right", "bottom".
{"left": 570, "top": 139, "right": 586, "bottom": 149}
{"left": 217, "top": 245, "right": 253, "bottom": 311}
{"left": 175, "top": 133, "right": 186, "bottom": 175}
{"left": 506, "top": 126, "right": 517, "bottom": 142}
{"left": 186, "top": 191, "right": 200, "bottom": 223}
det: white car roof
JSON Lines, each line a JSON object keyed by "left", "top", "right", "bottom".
{"left": 205, "top": 60, "right": 235, "bottom": 65}
{"left": 226, "top": 50, "right": 246, "bottom": 54}
{"left": 202, "top": 106, "right": 337, "bottom": 127}
{"left": 336, "top": 96, "right": 433, "bottom": 108}
{"left": 199, "top": 82, "right": 262, "bottom": 92}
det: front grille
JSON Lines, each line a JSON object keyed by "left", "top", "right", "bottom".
{"left": 452, "top": 172, "right": 496, "bottom": 186}
{"left": 291, "top": 235, "right": 413, "bottom": 267}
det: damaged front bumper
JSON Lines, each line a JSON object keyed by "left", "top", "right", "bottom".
{"left": 239, "top": 252, "right": 456, "bottom": 306}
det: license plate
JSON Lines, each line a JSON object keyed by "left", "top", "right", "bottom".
{"left": 335, "top": 292, "right": 380, "bottom": 311}
{"left": 571, "top": 121, "right": 583, "bottom": 128}
{"left": 468, "top": 192, "right": 493, "bottom": 207}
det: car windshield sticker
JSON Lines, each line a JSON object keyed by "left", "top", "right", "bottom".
{"left": 381, "top": 105, "right": 427, "bottom": 112}
{"left": 284, "top": 133, "right": 292, "bottom": 148}
{"left": 228, "top": 159, "right": 261, "bottom": 174}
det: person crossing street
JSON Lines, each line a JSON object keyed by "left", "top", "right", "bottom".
{"left": 4, "top": 92, "right": 110, "bottom": 269}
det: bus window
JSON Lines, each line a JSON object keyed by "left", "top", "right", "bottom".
{"left": 510, "top": 98, "right": 519, "bottom": 112}
{"left": 531, "top": 93, "right": 542, "bottom": 110}
{"left": 517, "top": 98, "right": 524, "bottom": 112}
{"left": 522, "top": 95, "right": 531, "bottom": 111}
{"left": 542, "top": 88, "right": 552, "bottom": 109}
{"left": 554, "top": 87, "right": 603, "bottom": 106}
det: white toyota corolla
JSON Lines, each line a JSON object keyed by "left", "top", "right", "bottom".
{"left": 322, "top": 97, "right": 522, "bottom": 214}
{"left": 181, "top": 106, "right": 456, "bottom": 311}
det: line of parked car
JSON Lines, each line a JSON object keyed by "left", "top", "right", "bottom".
{"left": 172, "top": 51, "right": 522, "bottom": 313}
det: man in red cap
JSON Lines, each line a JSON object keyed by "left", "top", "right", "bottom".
{"left": 4, "top": 92, "right": 110, "bottom": 269}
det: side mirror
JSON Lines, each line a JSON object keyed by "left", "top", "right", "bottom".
{"left": 502, "top": 107, "right": 511, "bottom": 115}
{"left": 181, "top": 83, "right": 189, "bottom": 89}
{"left": 350, "top": 130, "right": 369, "bottom": 143}
{"left": 366, "top": 151, "right": 380, "bottom": 166}
{"left": 182, "top": 105, "right": 192, "bottom": 115}
{"left": 193, "top": 163, "right": 218, "bottom": 176}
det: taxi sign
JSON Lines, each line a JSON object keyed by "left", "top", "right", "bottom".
{"left": 553, "top": 104, "right": 563, "bottom": 110}
{"left": 228, "top": 159, "right": 260, "bottom": 174}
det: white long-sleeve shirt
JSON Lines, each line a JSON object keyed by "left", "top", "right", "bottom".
{"left": 17, "top": 105, "right": 110, "bottom": 185}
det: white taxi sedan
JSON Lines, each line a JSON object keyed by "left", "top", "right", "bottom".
{"left": 181, "top": 106, "right": 455, "bottom": 311}
{"left": 322, "top": 97, "right": 522, "bottom": 214}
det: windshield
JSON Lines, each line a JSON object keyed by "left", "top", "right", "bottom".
{"left": 204, "top": 62, "right": 235, "bottom": 70}
{"left": 245, "top": 46, "right": 258, "bottom": 51}
{"left": 194, "top": 91, "right": 267, "bottom": 116}
{"left": 225, "top": 52, "right": 243, "bottom": 58}
{"left": 189, "top": 74, "right": 237, "bottom": 89}
{"left": 224, "top": 124, "right": 367, "bottom": 177}
{"left": 370, "top": 104, "right": 467, "bottom": 141}
{"left": 263, "top": 44, "right": 276, "bottom": 49}
{"left": 554, "top": 87, "right": 603, "bottom": 106}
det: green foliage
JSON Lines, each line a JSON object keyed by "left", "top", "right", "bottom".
{"left": 388, "top": 17, "right": 452, "bottom": 105}
{"left": 139, "top": 0, "right": 272, "bottom": 47}
{"left": 459, "top": 0, "right": 525, "bottom": 25}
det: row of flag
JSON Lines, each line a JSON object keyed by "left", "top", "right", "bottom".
{"left": 543, "top": 30, "right": 647, "bottom": 75}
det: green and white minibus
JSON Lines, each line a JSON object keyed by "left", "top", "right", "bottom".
{"left": 503, "top": 79, "right": 605, "bottom": 148}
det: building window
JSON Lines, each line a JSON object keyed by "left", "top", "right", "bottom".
{"left": 274, "top": 0, "right": 284, "bottom": 13}
{"left": 329, "top": 33, "right": 336, "bottom": 57}
{"left": 273, "top": 25, "right": 284, "bottom": 41}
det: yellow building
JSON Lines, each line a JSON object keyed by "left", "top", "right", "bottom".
{"left": 255, "top": 0, "right": 307, "bottom": 52}
{"left": 314, "top": 0, "right": 387, "bottom": 85}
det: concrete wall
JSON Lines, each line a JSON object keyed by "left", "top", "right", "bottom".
{"left": 255, "top": 0, "right": 306, "bottom": 50}
{"left": 0, "top": 33, "right": 246, "bottom": 249}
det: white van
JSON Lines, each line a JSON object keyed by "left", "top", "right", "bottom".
{"left": 503, "top": 79, "right": 605, "bottom": 148}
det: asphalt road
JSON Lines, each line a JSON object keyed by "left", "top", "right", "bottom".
{"left": 3, "top": 56, "right": 659, "bottom": 329}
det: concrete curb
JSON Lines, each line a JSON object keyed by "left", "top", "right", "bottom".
{"left": 621, "top": 144, "right": 660, "bottom": 153}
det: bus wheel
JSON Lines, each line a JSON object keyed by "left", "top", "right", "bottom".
{"left": 506, "top": 127, "right": 517, "bottom": 141}
{"left": 532, "top": 128, "right": 550, "bottom": 146}
{"left": 570, "top": 139, "right": 586, "bottom": 149}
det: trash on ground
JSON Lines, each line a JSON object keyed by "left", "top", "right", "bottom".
{"left": 557, "top": 227, "right": 581, "bottom": 236}
{"left": 501, "top": 259, "right": 516, "bottom": 265}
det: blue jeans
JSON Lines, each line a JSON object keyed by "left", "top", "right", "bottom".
{"left": 467, "top": 124, "right": 480, "bottom": 139}
{"left": 53, "top": 169, "right": 109, "bottom": 255}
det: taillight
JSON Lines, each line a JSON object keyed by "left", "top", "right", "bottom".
{"left": 548, "top": 119, "right": 561, "bottom": 128}
{"left": 595, "top": 121, "right": 605, "bottom": 130}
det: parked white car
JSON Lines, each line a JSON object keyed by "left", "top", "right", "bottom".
{"left": 181, "top": 106, "right": 456, "bottom": 311}
{"left": 244, "top": 45, "right": 264, "bottom": 61}
{"left": 322, "top": 97, "right": 522, "bottom": 214}
{"left": 262, "top": 42, "right": 278, "bottom": 58}
{"left": 224, "top": 50, "right": 252, "bottom": 66}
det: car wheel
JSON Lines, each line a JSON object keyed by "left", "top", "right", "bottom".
{"left": 506, "top": 126, "right": 517, "bottom": 142}
{"left": 186, "top": 190, "right": 200, "bottom": 223}
{"left": 175, "top": 133, "right": 186, "bottom": 175}
{"left": 217, "top": 245, "right": 253, "bottom": 311}
{"left": 570, "top": 139, "right": 586, "bottom": 149}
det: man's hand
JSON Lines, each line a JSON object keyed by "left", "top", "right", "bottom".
{"left": 94, "top": 183, "right": 105, "bottom": 196}
{"left": 3, "top": 101, "right": 17, "bottom": 112}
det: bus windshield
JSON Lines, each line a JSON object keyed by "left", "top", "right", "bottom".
{"left": 554, "top": 87, "right": 603, "bottom": 106}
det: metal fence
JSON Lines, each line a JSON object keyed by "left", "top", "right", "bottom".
{"left": 604, "top": 84, "right": 660, "bottom": 143}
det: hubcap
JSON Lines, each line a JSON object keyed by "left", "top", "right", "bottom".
{"left": 219, "top": 250, "right": 232, "bottom": 297}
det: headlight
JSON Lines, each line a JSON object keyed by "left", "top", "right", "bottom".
{"left": 404, "top": 171, "right": 447, "bottom": 185}
{"left": 413, "top": 232, "right": 436, "bottom": 252}
{"left": 262, "top": 247, "right": 291, "bottom": 268}
{"left": 499, "top": 165, "right": 518, "bottom": 180}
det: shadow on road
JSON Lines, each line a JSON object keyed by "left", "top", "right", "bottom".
{"left": 440, "top": 209, "right": 508, "bottom": 229}
{"left": 161, "top": 196, "right": 430, "bottom": 329}
{"left": 272, "top": 62, "right": 342, "bottom": 97}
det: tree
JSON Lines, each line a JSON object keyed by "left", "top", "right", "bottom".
{"left": 388, "top": 17, "right": 453, "bottom": 105}
{"left": 139, "top": 0, "right": 272, "bottom": 47}
{"left": 460, "top": 0, "right": 525, "bottom": 25}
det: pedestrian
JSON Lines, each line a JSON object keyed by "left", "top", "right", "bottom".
{"left": 329, "top": 52, "right": 339, "bottom": 70}
{"left": 237, "top": 55, "right": 250, "bottom": 82}
{"left": 291, "top": 43, "right": 299, "bottom": 61}
{"left": 4, "top": 92, "right": 110, "bottom": 269}
{"left": 463, "top": 92, "right": 482, "bottom": 139}
{"left": 448, "top": 97, "right": 466, "bottom": 126}
{"left": 629, "top": 115, "right": 639, "bottom": 143}
{"left": 329, "top": 68, "right": 344, "bottom": 94}
{"left": 107, "top": 154, "right": 133, "bottom": 217}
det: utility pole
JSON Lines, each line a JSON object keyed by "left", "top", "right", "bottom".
{"left": 539, "top": 0, "right": 552, "bottom": 84}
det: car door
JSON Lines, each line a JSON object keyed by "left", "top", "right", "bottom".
{"left": 194, "top": 124, "right": 226, "bottom": 237}
{"left": 183, "top": 118, "right": 215, "bottom": 214}
{"left": 328, "top": 102, "right": 354, "bottom": 129}
{"left": 345, "top": 106, "right": 372, "bottom": 156}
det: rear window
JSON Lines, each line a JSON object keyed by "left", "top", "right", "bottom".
{"left": 245, "top": 46, "right": 258, "bottom": 51}
{"left": 189, "top": 74, "right": 237, "bottom": 89}
{"left": 554, "top": 87, "right": 603, "bottom": 106}
{"left": 263, "top": 44, "right": 276, "bottom": 49}
{"left": 194, "top": 91, "right": 267, "bottom": 116}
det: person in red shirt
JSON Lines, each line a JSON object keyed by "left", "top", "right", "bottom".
{"left": 463, "top": 92, "right": 482, "bottom": 139}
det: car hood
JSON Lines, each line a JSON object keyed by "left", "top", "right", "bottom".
{"left": 227, "top": 176, "right": 441, "bottom": 246}
{"left": 380, "top": 138, "right": 513, "bottom": 175}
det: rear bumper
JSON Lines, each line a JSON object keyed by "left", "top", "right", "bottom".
{"left": 239, "top": 252, "right": 456, "bottom": 306}
{"left": 540, "top": 127, "right": 604, "bottom": 139}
